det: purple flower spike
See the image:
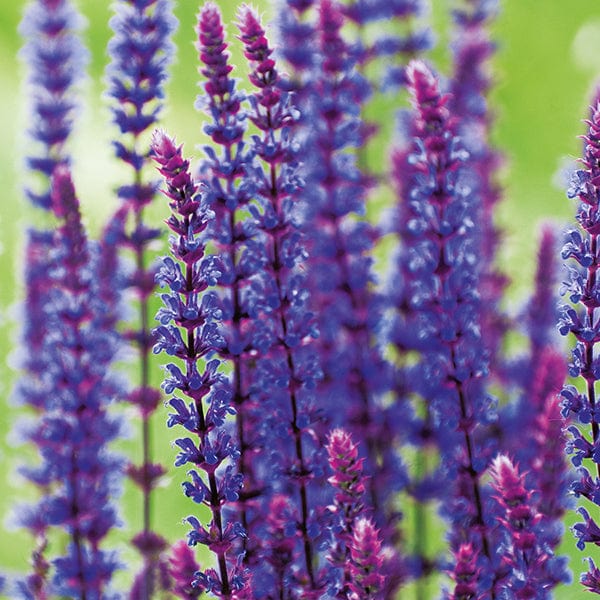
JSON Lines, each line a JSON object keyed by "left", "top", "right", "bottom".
{"left": 326, "top": 428, "right": 373, "bottom": 596}
{"left": 169, "top": 541, "right": 202, "bottom": 599}
{"left": 107, "top": 0, "right": 177, "bottom": 142}
{"left": 287, "top": 11, "right": 404, "bottom": 586}
{"left": 152, "top": 130, "right": 249, "bottom": 599}
{"left": 449, "top": 0, "right": 507, "bottom": 377}
{"left": 327, "top": 429, "right": 366, "bottom": 519}
{"left": 20, "top": 0, "right": 87, "bottom": 209}
{"left": 15, "top": 166, "right": 123, "bottom": 598}
{"left": 392, "top": 59, "right": 496, "bottom": 593}
{"left": 197, "top": 2, "right": 245, "bottom": 152}
{"left": 560, "top": 91, "right": 600, "bottom": 591}
{"left": 106, "top": 1, "right": 177, "bottom": 593}
{"left": 235, "top": 7, "right": 333, "bottom": 595}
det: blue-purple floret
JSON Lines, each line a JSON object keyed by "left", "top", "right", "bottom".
{"left": 20, "top": 0, "right": 87, "bottom": 209}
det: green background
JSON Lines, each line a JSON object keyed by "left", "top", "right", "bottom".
{"left": 1, "top": 0, "right": 600, "bottom": 597}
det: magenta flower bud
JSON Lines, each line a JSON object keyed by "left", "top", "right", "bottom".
{"left": 490, "top": 455, "right": 561, "bottom": 595}
{"left": 449, "top": 543, "right": 479, "bottom": 600}
{"left": 327, "top": 428, "right": 366, "bottom": 518}
{"left": 347, "top": 518, "right": 384, "bottom": 599}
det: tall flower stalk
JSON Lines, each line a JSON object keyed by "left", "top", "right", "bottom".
{"left": 152, "top": 131, "right": 249, "bottom": 598}
{"left": 236, "top": 7, "right": 331, "bottom": 595}
{"left": 393, "top": 59, "right": 496, "bottom": 597}
{"left": 293, "top": 7, "right": 403, "bottom": 576}
{"left": 16, "top": 167, "right": 122, "bottom": 598}
{"left": 193, "top": 2, "right": 260, "bottom": 570}
{"left": 560, "top": 91, "right": 600, "bottom": 594}
{"left": 449, "top": 0, "right": 508, "bottom": 376}
{"left": 105, "top": 1, "right": 177, "bottom": 594}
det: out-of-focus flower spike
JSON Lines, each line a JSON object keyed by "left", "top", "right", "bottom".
{"left": 392, "top": 59, "right": 496, "bottom": 594}
{"left": 449, "top": 0, "right": 508, "bottom": 378}
{"left": 277, "top": 4, "right": 409, "bottom": 595}
{"left": 106, "top": 1, "right": 177, "bottom": 594}
{"left": 14, "top": 166, "right": 123, "bottom": 597}
{"left": 169, "top": 541, "right": 202, "bottom": 599}
{"left": 528, "top": 226, "right": 561, "bottom": 354}
{"left": 448, "top": 543, "right": 480, "bottom": 600}
{"left": 19, "top": 0, "right": 87, "bottom": 209}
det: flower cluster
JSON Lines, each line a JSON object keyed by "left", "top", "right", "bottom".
{"left": 8, "top": 0, "right": 600, "bottom": 598}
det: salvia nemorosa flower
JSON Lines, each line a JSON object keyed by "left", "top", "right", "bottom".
{"left": 295, "top": 2, "right": 403, "bottom": 559}
{"left": 235, "top": 7, "right": 334, "bottom": 596}
{"left": 560, "top": 90, "right": 600, "bottom": 594}
{"left": 346, "top": 517, "right": 384, "bottom": 600}
{"left": 152, "top": 130, "right": 249, "bottom": 598}
{"left": 106, "top": 0, "right": 177, "bottom": 594}
{"left": 194, "top": 2, "right": 265, "bottom": 576}
{"left": 393, "top": 59, "right": 497, "bottom": 595}
{"left": 15, "top": 166, "right": 122, "bottom": 598}
{"left": 448, "top": 0, "right": 508, "bottom": 377}
{"left": 19, "top": 0, "right": 87, "bottom": 209}
{"left": 9, "top": 0, "right": 599, "bottom": 596}
{"left": 500, "top": 229, "right": 567, "bottom": 493}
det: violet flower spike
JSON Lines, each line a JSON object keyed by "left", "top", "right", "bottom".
{"left": 169, "top": 541, "right": 202, "bottom": 599}
{"left": 560, "top": 91, "right": 600, "bottom": 593}
{"left": 449, "top": 0, "right": 508, "bottom": 378}
{"left": 196, "top": 2, "right": 263, "bottom": 573}
{"left": 237, "top": 6, "right": 332, "bottom": 595}
{"left": 106, "top": 1, "right": 177, "bottom": 594}
{"left": 326, "top": 428, "right": 370, "bottom": 596}
{"left": 346, "top": 518, "right": 385, "bottom": 600}
{"left": 152, "top": 130, "right": 249, "bottom": 599}
{"left": 394, "top": 59, "right": 496, "bottom": 595}
{"left": 19, "top": 0, "right": 87, "bottom": 209}
{"left": 297, "top": 10, "right": 404, "bottom": 586}
{"left": 15, "top": 166, "right": 122, "bottom": 598}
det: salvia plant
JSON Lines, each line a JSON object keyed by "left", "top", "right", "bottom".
{"left": 5, "top": 0, "right": 600, "bottom": 598}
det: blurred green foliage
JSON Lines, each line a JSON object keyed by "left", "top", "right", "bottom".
{"left": 1, "top": 1, "right": 600, "bottom": 597}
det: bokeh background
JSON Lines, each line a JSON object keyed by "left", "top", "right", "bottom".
{"left": 1, "top": 0, "right": 600, "bottom": 597}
